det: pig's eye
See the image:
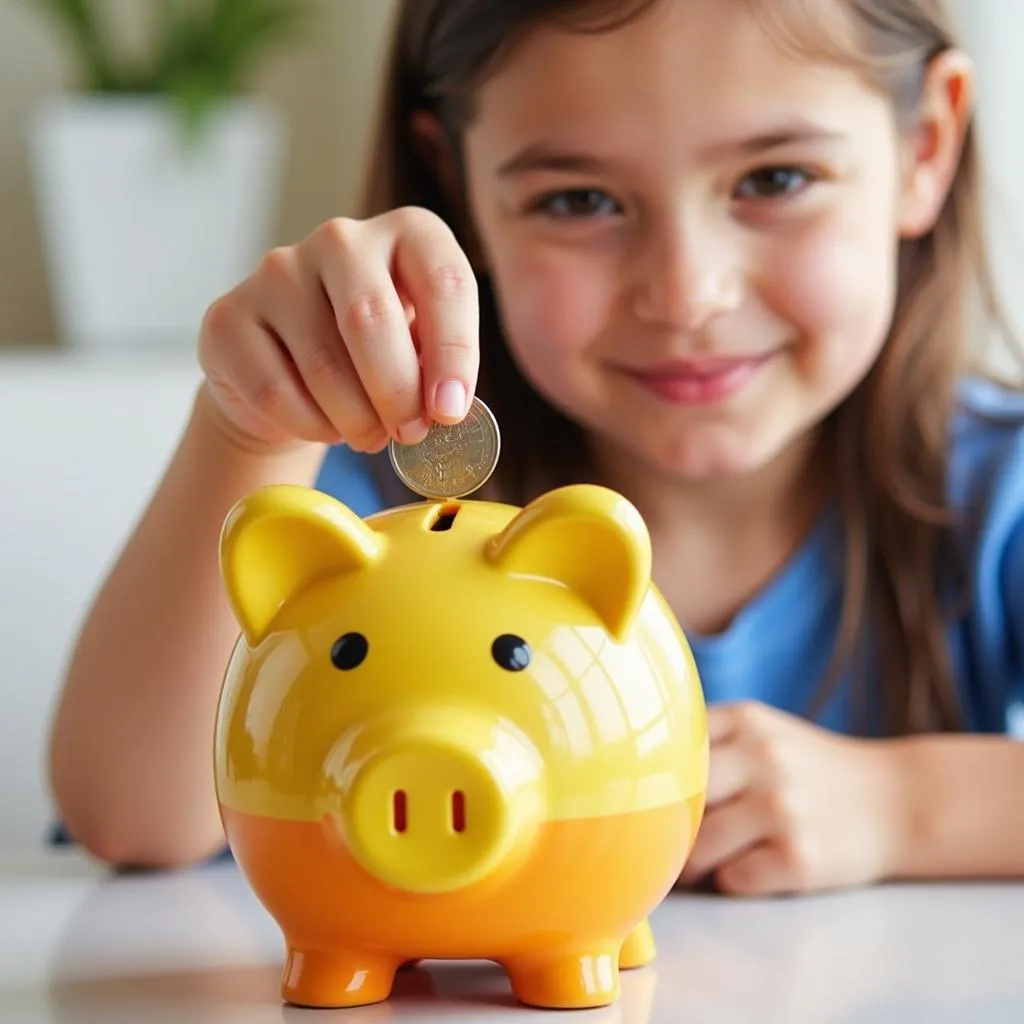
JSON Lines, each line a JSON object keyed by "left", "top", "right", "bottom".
{"left": 331, "top": 632, "right": 368, "bottom": 670}
{"left": 492, "top": 634, "right": 531, "bottom": 671}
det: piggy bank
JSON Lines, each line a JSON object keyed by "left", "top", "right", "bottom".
{"left": 213, "top": 482, "right": 708, "bottom": 1011}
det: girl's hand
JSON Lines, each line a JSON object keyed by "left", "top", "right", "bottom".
{"left": 197, "top": 207, "right": 480, "bottom": 453}
{"left": 678, "top": 701, "right": 904, "bottom": 897}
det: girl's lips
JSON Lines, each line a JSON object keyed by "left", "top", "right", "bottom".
{"left": 623, "top": 353, "right": 775, "bottom": 405}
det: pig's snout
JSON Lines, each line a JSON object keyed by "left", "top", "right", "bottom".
{"left": 331, "top": 710, "right": 546, "bottom": 895}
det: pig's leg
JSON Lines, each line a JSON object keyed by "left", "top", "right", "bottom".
{"left": 281, "top": 946, "right": 399, "bottom": 1008}
{"left": 504, "top": 942, "right": 620, "bottom": 1009}
{"left": 619, "top": 917, "right": 656, "bottom": 968}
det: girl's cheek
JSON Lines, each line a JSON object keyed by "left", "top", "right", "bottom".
{"left": 494, "top": 250, "right": 617, "bottom": 364}
{"left": 765, "top": 222, "right": 898, "bottom": 382}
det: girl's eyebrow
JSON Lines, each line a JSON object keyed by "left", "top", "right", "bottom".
{"left": 497, "top": 119, "right": 847, "bottom": 178}
{"left": 497, "top": 146, "right": 616, "bottom": 178}
{"left": 700, "top": 118, "right": 849, "bottom": 159}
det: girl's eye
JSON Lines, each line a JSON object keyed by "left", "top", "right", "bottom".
{"left": 735, "top": 167, "right": 812, "bottom": 199}
{"left": 532, "top": 188, "right": 620, "bottom": 218}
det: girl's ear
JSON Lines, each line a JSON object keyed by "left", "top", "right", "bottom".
{"left": 897, "top": 48, "right": 975, "bottom": 239}
{"left": 410, "top": 110, "right": 488, "bottom": 272}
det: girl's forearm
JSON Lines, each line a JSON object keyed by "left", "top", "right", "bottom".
{"left": 48, "top": 385, "right": 326, "bottom": 870}
{"left": 887, "top": 733, "right": 1024, "bottom": 879}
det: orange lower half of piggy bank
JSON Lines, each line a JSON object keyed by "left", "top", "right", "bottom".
{"left": 220, "top": 792, "right": 703, "bottom": 1010}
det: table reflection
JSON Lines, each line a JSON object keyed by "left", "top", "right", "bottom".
{"left": 42, "top": 861, "right": 659, "bottom": 1023}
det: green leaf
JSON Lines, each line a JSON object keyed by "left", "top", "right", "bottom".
{"left": 19, "top": 0, "right": 316, "bottom": 142}
{"left": 19, "top": 0, "right": 124, "bottom": 90}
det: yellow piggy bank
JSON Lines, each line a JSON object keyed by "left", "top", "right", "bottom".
{"left": 214, "top": 482, "right": 708, "bottom": 1011}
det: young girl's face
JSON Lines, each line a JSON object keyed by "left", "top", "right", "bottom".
{"left": 460, "top": 0, "right": 928, "bottom": 481}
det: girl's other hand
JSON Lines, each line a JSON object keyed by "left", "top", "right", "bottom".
{"left": 678, "top": 701, "right": 905, "bottom": 896}
{"left": 197, "top": 206, "right": 480, "bottom": 453}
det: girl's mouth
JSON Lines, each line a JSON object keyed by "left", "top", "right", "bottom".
{"left": 622, "top": 353, "right": 776, "bottom": 405}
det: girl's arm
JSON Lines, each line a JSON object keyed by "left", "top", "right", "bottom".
{"left": 47, "top": 384, "right": 326, "bottom": 870}
{"left": 889, "top": 734, "right": 1024, "bottom": 878}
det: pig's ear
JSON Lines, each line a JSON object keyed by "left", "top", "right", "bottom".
{"left": 485, "top": 484, "right": 651, "bottom": 641}
{"left": 219, "top": 484, "right": 385, "bottom": 646}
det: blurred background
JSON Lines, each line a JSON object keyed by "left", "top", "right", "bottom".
{"left": 0, "top": 0, "right": 1022, "bottom": 851}
{"left": 0, "top": 0, "right": 397, "bottom": 348}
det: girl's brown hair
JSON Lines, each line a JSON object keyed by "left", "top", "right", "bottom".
{"left": 360, "top": 0, "right": 1015, "bottom": 736}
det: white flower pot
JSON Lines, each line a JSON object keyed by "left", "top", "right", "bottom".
{"left": 28, "top": 94, "right": 285, "bottom": 351}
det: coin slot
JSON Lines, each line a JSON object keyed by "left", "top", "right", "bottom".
{"left": 429, "top": 503, "right": 460, "bottom": 532}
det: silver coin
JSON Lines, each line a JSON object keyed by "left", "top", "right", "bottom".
{"left": 388, "top": 396, "right": 501, "bottom": 499}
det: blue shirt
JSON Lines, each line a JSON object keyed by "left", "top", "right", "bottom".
{"left": 315, "top": 376, "right": 1024, "bottom": 736}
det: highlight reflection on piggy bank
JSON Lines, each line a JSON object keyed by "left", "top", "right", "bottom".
{"left": 213, "top": 483, "right": 708, "bottom": 1011}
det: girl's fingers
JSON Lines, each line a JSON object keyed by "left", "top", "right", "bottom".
{"left": 679, "top": 791, "right": 770, "bottom": 883}
{"left": 391, "top": 217, "right": 479, "bottom": 424}
{"left": 249, "top": 246, "right": 393, "bottom": 452}
{"left": 197, "top": 206, "right": 479, "bottom": 452}
{"left": 198, "top": 295, "right": 338, "bottom": 445}
{"left": 310, "top": 217, "right": 426, "bottom": 443}
{"left": 704, "top": 733, "right": 759, "bottom": 807}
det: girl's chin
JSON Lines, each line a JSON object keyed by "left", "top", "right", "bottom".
{"left": 636, "top": 428, "right": 767, "bottom": 482}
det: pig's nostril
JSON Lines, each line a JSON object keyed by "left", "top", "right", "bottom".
{"left": 451, "top": 790, "right": 466, "bottom": 833}
{"left": 392, "top": 790, "right": 408, "bottom": 834}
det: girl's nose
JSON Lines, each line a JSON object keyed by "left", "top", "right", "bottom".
{"left": 630, "top": 215, "right": 743, "bottom": 331}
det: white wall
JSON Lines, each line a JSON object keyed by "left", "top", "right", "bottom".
{"left": 0, "top": 351, "right": 202, "bottom": 849}
{"left": 951, "top": 0, "right": 1024, "bottom": 372}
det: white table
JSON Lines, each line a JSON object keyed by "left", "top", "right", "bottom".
{"left": 2, "top": 849, "right": 1022, "bottom": 1023}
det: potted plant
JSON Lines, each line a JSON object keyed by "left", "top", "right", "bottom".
{"left": 23, "top": 0, "right": 312, "bottom": 351}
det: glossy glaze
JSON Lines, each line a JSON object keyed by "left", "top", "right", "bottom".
{"left": 213, "top": 482, "right": 709, "bottom": 1010}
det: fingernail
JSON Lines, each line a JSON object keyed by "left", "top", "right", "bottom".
{"left": 434, "top": 380, "right": 467, "bottom": 419}
{"left": 397, "top": 418, "right": 430, "bottom": 445}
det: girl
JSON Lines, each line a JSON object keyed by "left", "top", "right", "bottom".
{"left": 47, "top": 0, "right": 1024, "bottom": 896}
